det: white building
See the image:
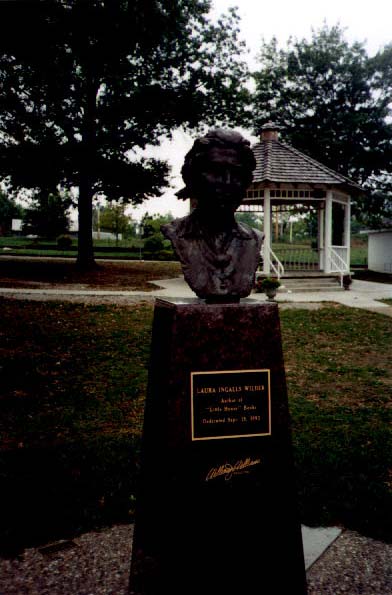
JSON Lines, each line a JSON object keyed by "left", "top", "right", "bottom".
{"left": 11, "top": 218, "right": 23, "bottom": 232}
{"left": 367, "top": 229, "right": 392, "bottom": 273}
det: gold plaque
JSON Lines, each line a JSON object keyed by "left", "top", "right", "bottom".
{"left": 191, "top": 369, "right": 271, "bottom": 441}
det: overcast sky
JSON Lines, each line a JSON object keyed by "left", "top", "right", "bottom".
{"left": 128, "top": 0, "right": 392, "bottom": 222}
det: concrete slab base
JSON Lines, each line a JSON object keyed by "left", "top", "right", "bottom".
{"left": 302, "top": 525, "right": 342, "bottom": 570}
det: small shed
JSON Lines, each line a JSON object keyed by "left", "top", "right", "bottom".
{"left": 367, "top": 229, "right": 392, "bottom": 273}
{"left": 241, "top": 123, "right": 363, "bottom": 279}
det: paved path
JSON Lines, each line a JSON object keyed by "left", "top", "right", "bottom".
{"left": 148, "top": 276, "right": 392, "bottom": 315}
{"left": 1, "top": 276, "right": 392, "bottom": 315}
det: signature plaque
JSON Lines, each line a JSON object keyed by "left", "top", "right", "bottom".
{"left": 191, "top": 369, "right": 271, "bottom": 441}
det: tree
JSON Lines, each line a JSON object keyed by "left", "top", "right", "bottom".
{"left": 252, "top": 24, "right": 392, "bottom": 224}
{"left": 0, "top": 0, "right": 250, "bottom": 268}
{"left": 22, "top": 191, "right": 71, "bottom": 239}
{"left": 140, "top": 212, "right": 174, "bottom": 238}
{"left": 139, "top": 211, "right": 174, "bottom": 256}
{"left": 97, "top": 203, "right": 133, "bottom": 244}
{"left": 361, "top": 174, "right": 392, "bottom": 228}
{"left": 0, "top": 190, "right": 23, "bottom": 235}
{"left": 365, "top": 45, "right": 392, "bottom": 226}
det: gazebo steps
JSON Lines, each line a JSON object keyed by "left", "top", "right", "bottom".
{"left": 278, "top": 274, "right": 342, "bottom": 293}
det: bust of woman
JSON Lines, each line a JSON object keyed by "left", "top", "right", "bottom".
{"left": 162, "top": 129, "right": 263, "bottom": 302}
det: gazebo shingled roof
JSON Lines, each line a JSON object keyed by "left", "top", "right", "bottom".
{"left": 250, "top": 125, "right": 362, "bottom": 195}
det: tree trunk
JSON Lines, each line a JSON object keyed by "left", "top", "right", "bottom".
{"left": 77, "top": 173, "right": 95, "bottom": 269}
{"left": 77, "top": 59, "right": 98, "bottom": 270}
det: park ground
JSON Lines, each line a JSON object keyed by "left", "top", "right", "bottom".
{"left": 0, "top": 257, "right": 391, "bottom": 558}
{"left": 0, "top": 257, "right": 182, "bottom": 291}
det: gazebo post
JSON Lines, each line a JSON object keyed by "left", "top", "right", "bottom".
{"left": 263, "top": 189, "right": 271, "bottom": 274}
{"left": 318, "top": 206, "right": 325, "bottom": 271}
{"left": 324, "top": 191, "right": 333, "bottom": 273}
{"left": 344, "top": 199, "right": 351, "bottom": 271}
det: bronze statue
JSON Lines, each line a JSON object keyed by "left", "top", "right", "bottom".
{"left": 162, "top": 129, "right": 263, "bottom": 302}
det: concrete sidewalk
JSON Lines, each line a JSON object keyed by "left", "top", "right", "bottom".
{"left": 147, "top": 276, "right": 392, "bottom": 314}
{"left": 1, "top": 276, "right": 392, "bottom": 315}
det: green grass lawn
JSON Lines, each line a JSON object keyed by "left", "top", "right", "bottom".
{"left": 281, "top": 307, "right": 392, "bottom": 539}
{"left": 0, "top": 236, "right": 142, "bottom": 249}
{"left": 0, "top": 236, "right": 167, "bottom": 260}
{"left": 0, "top": 300, "right": 154, "bottom": 555}
{"left": 0, "top": 299, "right": 391, "bottom": 554}
{"left": 0, "top": 301, "right": 152, "bottom": 448}
{"left": 1, "top": 235, "right": 367, "bottom": 264}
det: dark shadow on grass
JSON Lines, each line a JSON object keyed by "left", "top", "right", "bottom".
{"left": 0, "top": 435, "right": 141, "bottom": 557}
{"left": 0, "top": 258, "right": 182, "bottom": 290}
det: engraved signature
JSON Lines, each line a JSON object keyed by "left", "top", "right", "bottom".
{"left": 205, "top": 457, "right": 261, "bottom": 481}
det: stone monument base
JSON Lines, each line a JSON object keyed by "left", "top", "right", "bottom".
{"left": 130, "top": 299, "right": 307, "bottom": 595}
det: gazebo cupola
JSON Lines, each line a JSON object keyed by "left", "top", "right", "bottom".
{"left": 241, "top": 122, "right": 363, "bottom": 279}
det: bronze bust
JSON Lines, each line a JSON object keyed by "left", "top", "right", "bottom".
{"left": 162, "top": 129, "right": 263, "bottom": 302}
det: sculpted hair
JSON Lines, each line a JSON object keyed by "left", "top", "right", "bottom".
{"left": 178, "top": 128, "right": 256, "bottom": 199}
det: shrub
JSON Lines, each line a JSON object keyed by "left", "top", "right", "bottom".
{"left": 142, "top": 233, "right": 178, "bottom": 260}
{"left": 143, "top": 233, "right": 164, "bottom": 253}
{"left": 155, "top": 249, "right": 177, "bottom": 261}
{"left": 57, "top": 234, "right": 73, "bottom": 250}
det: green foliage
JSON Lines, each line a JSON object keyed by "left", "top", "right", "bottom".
{"left": 140, "top": 212, "right": 174, "bottom": 238}
{"left": 95, "top": 203, "right": 134, "bottom": 242}
{"left": 0, "top": 0, "right": 250, "bottom": 267}
{"left": 360, "top": 173, "right": 392, "bottom": 228}
{"left": 143, "top": 233, "right": 176, "bottom": 260}
{"left": 143, "top": 233, "right": 165, "bottom": 253}
{"left": 252, "top": 24, "right": 392, "bottom": 225}
{"left": 22, "top": 191, "right": 71, "bottom": 239}
{"left": 255, "top": 276, "right": 281, "bottom": 292}
{"left": 140, "top": 212, "right": 175, "bottom": 259}
{"left": 262, "top": 276, "right": 281, "bottom": 289}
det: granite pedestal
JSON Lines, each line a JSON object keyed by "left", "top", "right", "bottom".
{"left": 130, "top": 298, "right": 307, "bottom": 595}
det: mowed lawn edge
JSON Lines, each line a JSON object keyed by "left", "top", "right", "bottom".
{"left": 0, "top": 298, "right": 391, "bottom": 555}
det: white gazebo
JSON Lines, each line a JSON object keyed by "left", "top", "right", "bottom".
{"left": 240, "top": 123, "right": 363, "bottom": 283}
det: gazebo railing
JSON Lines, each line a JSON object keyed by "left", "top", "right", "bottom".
{"left": 270, "top": 248, "right": 285, "bottom": 278}
{"left": 261, "top": 245, "right": 284, "bottom": 278}
{"left": 262, "top": 245, "right": 350, "bottom": 278}
{"left": 329, "top": 246, "right": 349, "bottom": 286}
{"left": 273, "top": 247, "right": 320, "bottom": 271}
